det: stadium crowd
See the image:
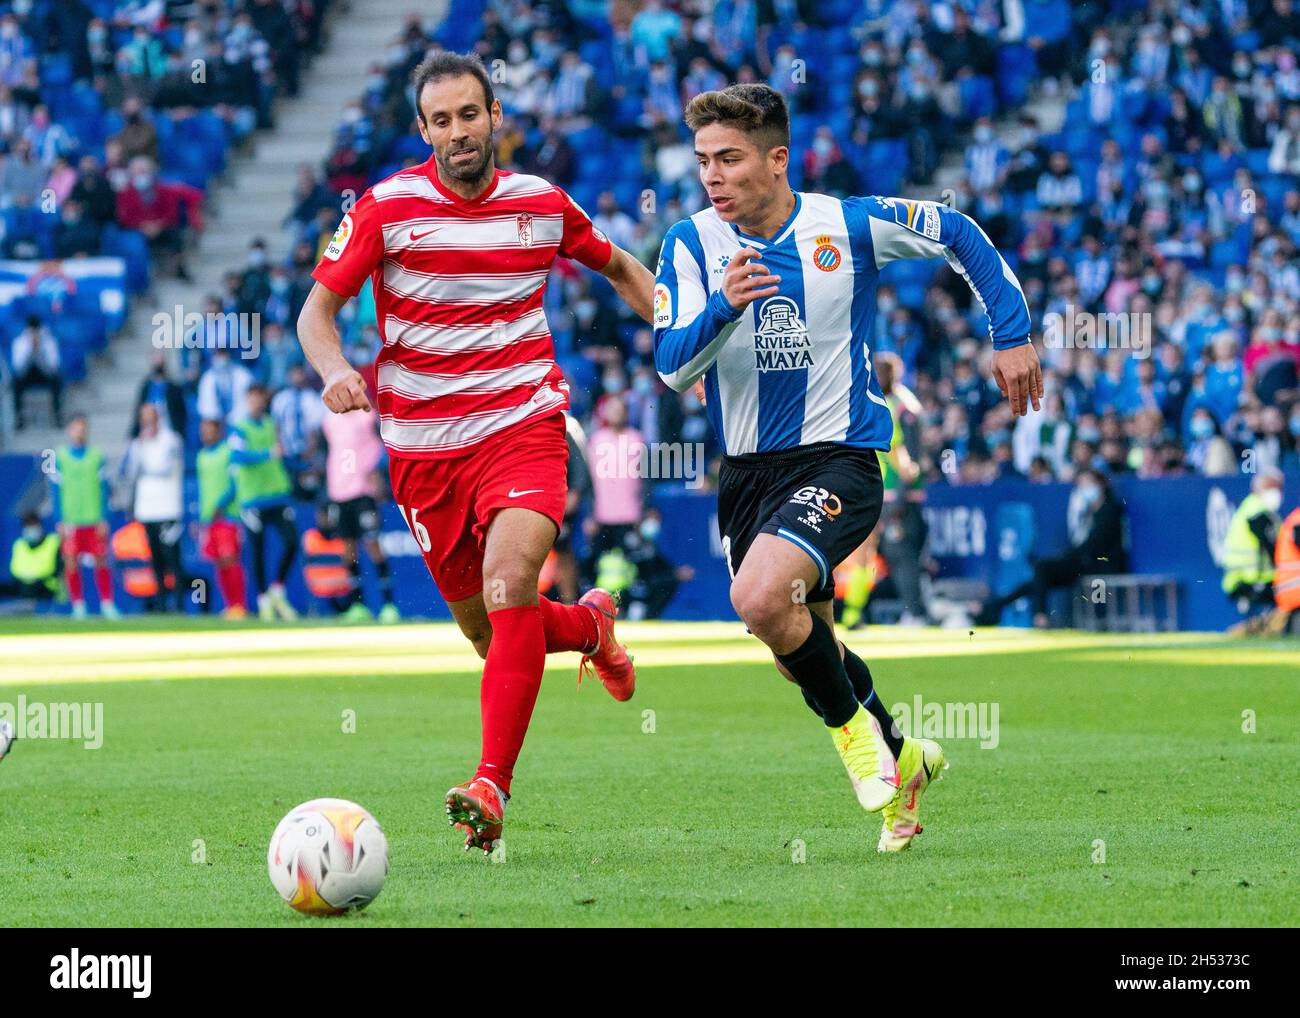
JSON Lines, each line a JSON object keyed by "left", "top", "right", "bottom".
{"left": 1, "top": 0, "right": 1299, "bottom": 623}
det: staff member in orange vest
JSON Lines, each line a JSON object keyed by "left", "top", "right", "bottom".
{"left": 302, "top": 505, "right": 354, "bottom": 613}
{"left": 1273, "top": 503, "right": 1300, "bottom": 633}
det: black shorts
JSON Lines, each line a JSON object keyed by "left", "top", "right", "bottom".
{"left": 717, "top": 443, "right": 884, "bottom": 602}
{"left": 329, "top": 496, "right": 381, "bottom": 541}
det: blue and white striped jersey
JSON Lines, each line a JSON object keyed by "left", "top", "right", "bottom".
{"left": 652, "top": 192, "right": 1032, "bottom": 456}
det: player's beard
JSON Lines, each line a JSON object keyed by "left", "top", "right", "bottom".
{"left": 440, "top": 137, "right": 493, "bottom": 186}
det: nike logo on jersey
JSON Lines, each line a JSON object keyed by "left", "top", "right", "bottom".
{"left": 409, "top": 228, "right": 437, "bottom": 241}
{"left": 507, "top": 488, "right": 543, "bottom": 498}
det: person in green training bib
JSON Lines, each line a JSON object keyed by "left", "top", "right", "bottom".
{"left": 53, "top": 414, "right": 119, "bottom": 619}
{"left": 195, "top": 418, "right": 249, "bottom": 618}
{"left": 229, "top": 385, "right": 300, "bottom": 620}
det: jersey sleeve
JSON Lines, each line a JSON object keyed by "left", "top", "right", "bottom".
{"left": 311, "top": 191, "right": 385, "bottom": 299}
{"left": 556, "top": 189, "right": 613, "bottom": 271}
{"left": 652, "top": 220, "right": 744, "bottom": 392}
{"left": 846, "top": 195, "right": 1032, "bottom": 350}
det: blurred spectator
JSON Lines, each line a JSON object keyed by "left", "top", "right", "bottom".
{"left": 121, "top": 404, "right": 185, "bottom": 613}
{"left": 111, "top": 96, "right": 157, "bottom": 161}
{"left": 586, "top": 396, "right": 645, "bottom": 562}
{"left": 10, "top": 314, "right": 61, "bottom": 429}
{"left": 976, "top": 469, "right": 1129, "bottom": 627}
{"left": 197, "top": 349, "right": 254, "bottom": 426}
{"left": 1, "top": 512, "right": 62, "bottom": 604}
{"left": 132, "top": 353, "right": 187, "bottom": 440}
{"left": 115, "top": 156, "right": 203, "bottom": 281}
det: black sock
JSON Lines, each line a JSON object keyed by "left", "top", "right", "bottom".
{"left": 346, "top": 559, "right": 362, "bottom": 607}
{"left": 775, "top": 611, "right": 859, "bottom": 728}
{"left": 843, "top": 648, "right": 904, "bottom": 759}
{"left": 375, "top": 557, "right": 393, "bottom": 604}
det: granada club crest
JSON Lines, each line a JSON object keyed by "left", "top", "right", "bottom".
{"left": 812, "top": 234, "right": 841, "bottom": 272}
{"left": 516, "top": 212, "right": 534, "bottom": 247}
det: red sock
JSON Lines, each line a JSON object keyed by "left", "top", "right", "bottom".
{"left": 65, "top": 563, "right": 83, "bottom": 602}
{"left": 217, "top": 562, "right": 247, "bottom": 610}
{"left": 474, "top": 605, "right": 546, "bottom": 796}
{"left": 537, "top": 597, "right": 598, "bottom": 654}
{"left": 93, "top": 565, "right": 112, "bottom": 602}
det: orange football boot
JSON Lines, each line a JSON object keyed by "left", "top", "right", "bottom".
{"left": 577, "top": 588, "right": 636, "bottom": 701}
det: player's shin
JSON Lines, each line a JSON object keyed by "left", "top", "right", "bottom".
{"left": 475, "top": 604, "right": 546, "bottom": 796}
{"left": 843, "top": 648, "right": 903, "bottom": 760}
{"left": 774, "top": 610, "right": 858, "bottom": 728}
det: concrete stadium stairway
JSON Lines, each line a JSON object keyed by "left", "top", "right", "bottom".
{"left": 17, "top": 0, "right": 443, "bottom": 462}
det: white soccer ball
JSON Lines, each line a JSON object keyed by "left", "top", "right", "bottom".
{"left": 0, "top": 719, "right": 13, "bottom": 762}
{"left": 267, "top": 797, "right": 389, "bottom": 915}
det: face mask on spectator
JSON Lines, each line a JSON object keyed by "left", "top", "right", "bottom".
{"left": 1077, "top": 484, "right": 1101, "bottom": 507}
{"left": 249, "top": 249, "right": 267, "bottom": 268}
{"left": 633, "top": 375, "right": 653, "bottom": 396}
{"left": 639, "top": 518, "right": 661, "bottom": 542}
{"left": 1190, "top": 417, "right": 1214, "bottom": 439}
{"left": 1261, "top": 488, "right": 1284, "bottom": 513}
{"left": 974, "top": 125, "right": 993, "bottom": 144}
{"left": 133, "top": 172, "right": 154, "bottom": 191}
{"left": 813, "top": 137, "right": 833, "bottom": 157}
{"left": 22, "top": 525, "right": 42, "bottom": 544}
{"left": 1078, "top": 427, "right": 1101, "bottom": 444}
{"left": 1290, "top": 416, "right": 1300, "bottom": 437}
{"left": 858, "top": 79, "right": 878, "bottom": 99}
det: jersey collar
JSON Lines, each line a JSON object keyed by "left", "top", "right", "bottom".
{"left": 727, "top": 191, "right": 802, "bottom": 248}
{"left": 425, "top": 156, "right": 502, "bottom": 206}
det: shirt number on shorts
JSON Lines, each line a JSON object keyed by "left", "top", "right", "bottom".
{"left": 397, "top": 504, "right": 431, "bottom": 553}
{"left": 720, "top": 534, "right": 736, "bottom": 580}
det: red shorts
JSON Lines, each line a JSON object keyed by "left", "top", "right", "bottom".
{"left": 64, "top": 524, "right": 106, "bottom": 557}
{"left": 389, "top": 412, "right": 568, "bottom": 602}
{"left": 201, "top": 518, "right": 241, "bottom": 560}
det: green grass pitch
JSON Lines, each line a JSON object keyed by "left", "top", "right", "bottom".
{"left": 1, "top": 617, "right": 1296, "bottom": 927}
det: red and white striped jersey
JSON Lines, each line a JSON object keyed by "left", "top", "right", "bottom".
{"left": 311, "top": 158, "right": 613, "bottom": 459}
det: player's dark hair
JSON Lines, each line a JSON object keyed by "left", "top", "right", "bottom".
{"left": 411, "top": 50, "right": 496, "bottom": 122}
{"left": 684, "top": 83, "right": 790, "bottom": 153}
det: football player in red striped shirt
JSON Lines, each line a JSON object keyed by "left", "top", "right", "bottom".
{"left": 297, "top": 52, "right": 655, "bottom": 854}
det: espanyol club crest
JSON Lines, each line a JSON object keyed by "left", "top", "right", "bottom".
{"left": 516, "top": 212, "right": 534, "bottom": 247}
{"left": 812, "top": 234, "right": 841, "bottom": 272}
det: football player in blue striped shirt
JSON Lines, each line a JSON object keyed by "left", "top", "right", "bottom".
{"left": 653, "top": 83, "right": 1042, "bottom": 852}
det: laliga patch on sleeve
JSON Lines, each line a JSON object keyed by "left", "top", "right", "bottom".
{"left": 653, "top": 283, "right": 672, "bottom": 328}
{"left": 892, "top": 199, "right": 942, "bottom": 242}
{"left": 324, "top": 213, "right": 354, "bottom": 261}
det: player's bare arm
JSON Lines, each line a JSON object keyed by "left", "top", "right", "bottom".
{"left": 597, "top": 244, "right": 656, "bottom": 323}
{"left": 296, "top": 281, "right": 372, "bottom": 414}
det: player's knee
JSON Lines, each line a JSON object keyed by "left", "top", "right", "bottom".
{"left": 731, "top": 581, "right": 792, "bottom": 643}
{"left": 482, "top": 561, "right": 541, "bottom": 609}
{"left": 469, "top": 633, "right": 491, "bottom": 660}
